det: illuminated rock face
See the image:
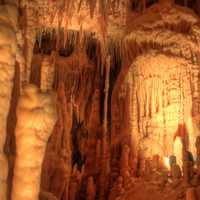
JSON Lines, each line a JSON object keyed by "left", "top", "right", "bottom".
{"left": 111, "top": 4, "right": 200, "bottom": 178}
{"left": 173, "top": 136, "right": 183, "bottom": 168}
{"left": 128, "top": 53, "right": 193, "bottom": 158}
{"left": 113, "top": 52, "right": 199, "bottom": 166}
{"left": 12, "top": 84, "right": 57, "bottom": 200}
{"left": 0, "top": 3, "right": 18, "bottom": 200}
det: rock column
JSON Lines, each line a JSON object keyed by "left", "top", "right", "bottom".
{"left": 0, "top": 3, "right": 19, "bottom": 200}
{"left": 12, "top": 84, "right": 57, "bottom": 200}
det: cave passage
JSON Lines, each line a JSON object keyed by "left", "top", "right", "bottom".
{"left": 1, "top": 1, "right": 200, "bottom": 200}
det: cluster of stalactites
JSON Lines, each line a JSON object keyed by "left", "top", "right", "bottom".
{"left": 32, "top": 0, "right": 125, "bottom": 34}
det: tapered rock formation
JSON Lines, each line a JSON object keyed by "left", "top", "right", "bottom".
{"left": 196, "top": 136, "right": 200, "bottom": 174}
{"left": 23, "top": 1, "right": 38, "bottom": 83}
{"left": 12, "top": 84, "right": 57, "bottom": 200}
{"left": 86, "top": 177, "right": 96, "bottom": 200}
{"left": 0, "top": 2, "right": 19, "bottom": 200}
{"left": 40, "top": 53, "right": 56, "bottom": 92}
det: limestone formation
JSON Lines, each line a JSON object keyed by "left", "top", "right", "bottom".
{"left": 39, "top": 191, "right": 58, "bottom": 200}
{"left": 120, "top": 144, "right": 130, "bottom": 178}
{"left": 86, "top": 177, "right": 96, "bottom": 200}
{"left": 12, "top": 84, "right": 57, "bottom": 200}
{"left": 186, "top": 188, "right": 197, "bottom": 200}
{"left": 0, "top": 3, "right": 19, "bottom": 200}
{"left": 173, "top": 137, "right": 183, "bottom": 169}
{"left": 196, "top": 136, "right": 200, "bottom": 174}
{"left": 1, "top": 1, "right": 200, "bottom": 200}
{"left": 40, "top": 53, "right": 56, "bottom": 92}
{"left": 171, "top": 164, "right": 182, "bottom": 180}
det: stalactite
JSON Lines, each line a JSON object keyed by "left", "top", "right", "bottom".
{"left": 0, "top": 3, "right": 18, "bottom": 200}
{"left": 88, "top": 0, "right": 97, "bottom": 18}
{"left": 12, "top": 84, "right": 57, "bottom": 200}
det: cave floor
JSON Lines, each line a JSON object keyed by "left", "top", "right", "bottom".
{"left": 118, "top": 177, "right": 187, "bottom": 200}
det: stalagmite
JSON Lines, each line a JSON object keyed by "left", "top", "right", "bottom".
{"left": 0, "top": 3, "right": 18, "bottom": 200}
{"left": 173, "top": 136, "right": 183, "bottom": 169}
{"left": 86, "top": 176, "right": 96, "bottom": 200}
{"left": 171, "top": 164, "right": 182, "bottom": 180}
{"left": 120, "top": 145, "right": 130, "bottom": 178}
{"left": 12, "top": 84, "right": 57, "bottom": 200}
{"left": 186, "top": 188, "right": 197, "bottom": 200}
{"left": 58, "top": 82, "right": 73, "bottom": 200}
{"left": 108, "top": 176, "right": 124, "bottom": 200}
{"left": 69, "top": 178, "right": 78, "bottom": 200}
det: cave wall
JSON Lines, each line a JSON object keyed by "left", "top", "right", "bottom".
{"left": 111, "top": 2, "right": 200, "bottom": 182}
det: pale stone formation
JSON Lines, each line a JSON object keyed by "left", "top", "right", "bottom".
{"left": 130, "top": 53, "right": 193, "bottom": 159}
{"left": 0, "top": 2, "right": 19, "bottom": 200}
{"left": 12, "top": 84, "right": 57, "bottom": 200}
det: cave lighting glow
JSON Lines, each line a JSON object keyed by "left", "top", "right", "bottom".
{"left": 163, "top": 157, "right": 170, "bottom": 170}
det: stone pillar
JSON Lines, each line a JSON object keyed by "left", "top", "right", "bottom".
{"left": 0, "top": 3, "right": 19, "bottom": 200}
{"left": 12, "top": 84, "right": 57, "bottom": 200}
